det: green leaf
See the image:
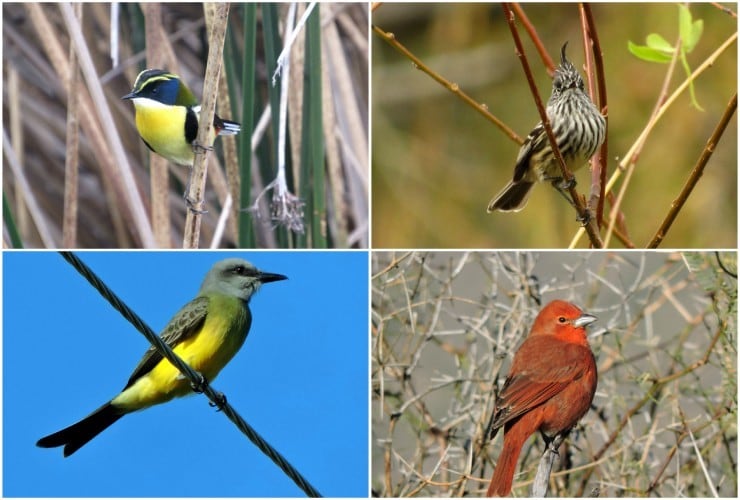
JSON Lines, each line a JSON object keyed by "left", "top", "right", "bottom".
{"left": 628, "top": 40, "right": 673, "bottom": 63}
{"left": 646, "top": 33, "right": 675, "bottom": 53}
{"left": 678, "top": 4, "right": 693, "bottom": 45}
{"left": 685, "top": 19, "right": 704, "bottom": 52}
{"left": 678, "top": 5, "right": 703, "bottom": 53}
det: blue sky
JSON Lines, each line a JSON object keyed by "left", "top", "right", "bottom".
{"left": 3, "top": 251, "right": 368, "bottom": 497}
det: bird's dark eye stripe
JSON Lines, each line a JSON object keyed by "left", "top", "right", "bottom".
{"left": 230, "top": 265, "right": 258, "bottom": 277}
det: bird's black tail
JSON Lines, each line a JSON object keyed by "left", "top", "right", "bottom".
{"left": 37, "top": 402, "right": 123, "bottom": 457}
{"left": 488, "top": 181, "right": 535, "bottom": 212}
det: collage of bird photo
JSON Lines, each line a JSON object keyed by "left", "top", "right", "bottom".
{"left": 1, "top": 2, "right": 738, "bottom": 499}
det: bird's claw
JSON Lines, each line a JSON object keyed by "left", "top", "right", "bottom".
{"left": 209, "top": 392, "right": 227, "bottom": 411}
{"left": 576, "top": 208, "right": 592, "bottom": 225}
{"left": 184, "top": 194, "right": 208, "bottom": 214}
{"left": 191, "top": 142, "right": 213, "bottom": 154}
{"left": 557, "top": 177, "right": 576, "bottom": 191}
{"left": 190, "top": 373, "right": 207, "bottom": 393}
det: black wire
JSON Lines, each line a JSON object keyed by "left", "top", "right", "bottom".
{"left": 59, "top": 251, "right": 322, "bottom": 497}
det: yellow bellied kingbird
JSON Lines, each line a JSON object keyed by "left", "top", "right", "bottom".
{"left": 37, "top": 258, "right": 286, "bottom": 457}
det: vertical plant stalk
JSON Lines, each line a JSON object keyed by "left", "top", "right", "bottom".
{"left": 276, "top": 3, "right": 297, "bottom": 229}
{"left": 62, "top": 3, "right": 81, "bottom": 248}
{"left": 238, "top": 4, "right": 258, "bottom": 247}
{"left": 143, "top": 3, "right": 172, "bottom": 248}
{"left": 319, "top": 6, "right": 351, "bottom": 248}
{"left": 183, "top": 2, "right": 230, "bottom": 248}
{"left": 8, "top": 68, "right": 30, "bottom": 240}
{"left": 305, "top": 5, "right": 326, "bottom": 247}
{"left": 260, "top": 4, "right": 289, "bottom": 246}
{"left": 219, "top": 74, "right": 240, "bottom": 243}
{"left": 57, "top": 3, "right": 156, "bottom": 246}
{"left": 251, "top": 4, "right": 311, "bottom": 243}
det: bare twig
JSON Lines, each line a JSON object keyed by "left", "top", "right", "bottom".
{"left": 648, "top": 93, "right": 737, "bottom": 248}
{"left": 372, "top": 23, "right": 522, "bottom": 144}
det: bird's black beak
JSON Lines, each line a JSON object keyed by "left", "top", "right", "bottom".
{"left": 258, "top": 272, "right": 288, "bottom": 284}
{"left": 121, "top": 91, "right": 136, "bottom": 100}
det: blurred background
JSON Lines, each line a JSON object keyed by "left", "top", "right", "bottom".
{"left": 372, "top": 251, "right": 737, "bottom": 496}
{"left": 3, "top": 3, "right": 368, "bottom": 248}
{"left": 372, "top": 3, "right": 737, "bottom": 248}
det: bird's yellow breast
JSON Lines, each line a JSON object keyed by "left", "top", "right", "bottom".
{"left": 112, "top": 295, "right": 250, "bottom": 412}
{"left": 132, "top": 98, "right": 196, "bottom": 166}
{"left": 173, "top": 295, "right": 250, "bottom": 380}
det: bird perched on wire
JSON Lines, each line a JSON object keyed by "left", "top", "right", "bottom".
{"left": 37, "top": 258, "right": 286, "bottom": 457}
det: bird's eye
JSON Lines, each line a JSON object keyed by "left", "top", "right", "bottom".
{"left": 558, "top": 316, "right": 567, "bottom": 323}
{"left": 231, "top": 265, "right": 258, "bottom": 277}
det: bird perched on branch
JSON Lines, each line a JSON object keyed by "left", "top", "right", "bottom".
{"left": 486, "top": 300, "right": 598, "bottom": 496}
{"left": 487, "top": 43, "right": 605, "bottom": 212}
{"left": 122, "top": 69, "right": 240, "bottom": 206}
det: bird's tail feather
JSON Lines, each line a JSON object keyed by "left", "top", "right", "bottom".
{"left": 487, "top": 181, "right": 534, "bottom": 213}
{"left": 37, "top": 402, "right": 123, "bottom": 457}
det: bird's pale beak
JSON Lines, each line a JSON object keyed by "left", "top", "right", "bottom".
{"left": 573, "top": 313, "right": 597, "bottom": 328}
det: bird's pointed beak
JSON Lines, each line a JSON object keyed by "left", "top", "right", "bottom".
{"left": 573, "top": 313, "right": 597, "bottom": 328}
{"left": 258, "top": 272, "right": 288, "bottom": 284}
{"left": 121, "top": 91, "right": 136, "bottom": 100}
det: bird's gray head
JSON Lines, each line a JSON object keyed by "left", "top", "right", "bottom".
{"left": 199, "top": 258, "right": 287, "bottom": 302}
{"left": 550, "top": 42, "right": 585, "bottom": 100}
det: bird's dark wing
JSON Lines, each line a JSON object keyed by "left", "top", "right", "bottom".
{"left": 511, "top": 122, "right": 544, "bottom": 182}
{"left": 122, "top": 296, "right": 210, "bottom": 390}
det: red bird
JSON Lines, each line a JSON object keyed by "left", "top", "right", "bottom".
{"left": 486, "top": 300, "right": 598, "bottom": 497}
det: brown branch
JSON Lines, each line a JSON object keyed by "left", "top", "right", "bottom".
{"left": 511, "top": 4, "right": 554, "bottom": 73}
{"left": 710, "top": 2, "right": 737, "bottom": 18}
{"left": 580, "top": 4, "right": 609, "bottom": 226}
{"left": 372, "top": 23, "right": 522, "bottom": 144}
{"left": 647, "top": 93, "right": 737, "bottom": 248}
{"left": 502, "top": 3, "right": 603, "bottom": 247}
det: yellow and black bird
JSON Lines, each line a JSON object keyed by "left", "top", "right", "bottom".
{"left": 122, "top": 68, "right": 240, "bottom": 176}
